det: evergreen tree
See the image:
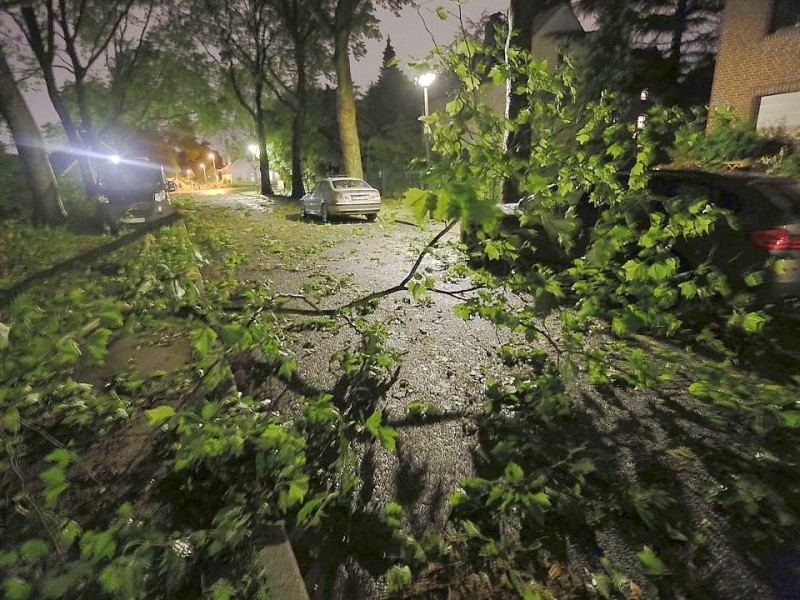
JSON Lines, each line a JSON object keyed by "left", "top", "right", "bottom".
{"left": 359, "top": 39, "right": 422, "bottom": 190}
{"left": 575, "top": 0, "right": 723, "bottom": 107}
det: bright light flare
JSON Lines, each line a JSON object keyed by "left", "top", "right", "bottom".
{"left": 109, "top": 154, "right": 121, "bottom": 164}
{"left": 416, "top": 72, "right": 436, "bottom": 88}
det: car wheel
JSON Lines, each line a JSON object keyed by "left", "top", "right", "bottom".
{"left": 365, "top": 213, "right": 377, "bottom": 222}
{"left": 321, "top": 203, "right": 328, "bottom": 223}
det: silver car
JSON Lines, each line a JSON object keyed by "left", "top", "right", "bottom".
{"left": 300, "top": 177, "right": 381, "bottom": 222}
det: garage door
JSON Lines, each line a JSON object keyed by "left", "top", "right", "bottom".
{"left": 756, "top": 91, "right": 800, "bottom": 129}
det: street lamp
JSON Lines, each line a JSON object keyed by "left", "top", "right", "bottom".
{"left": 415, "top": 72, "right": 436, "bottom": 162}
{"left": 200, "top": 163, "right": 207, "bottom": 185}
{"left": 208, "top": 152, "right": 217, "bottom": 184}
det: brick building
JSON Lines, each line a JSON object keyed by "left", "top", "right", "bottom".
{"left": 708, "top": 0, "right": 800, "bottom": 130}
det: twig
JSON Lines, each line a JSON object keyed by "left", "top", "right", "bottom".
{"left": 276, "top": 220, "right": 458, "bottom": 316}
{"left": 2, "top": 435, "right": 66, "bottom": 560}
{"left": 431, "top": 284, "right": 485, "bottom": 299}
{"left": 21, "top": 419, "right": 103, "bottom": 486}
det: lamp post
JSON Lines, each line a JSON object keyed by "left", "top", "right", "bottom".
{"left": 416, "top": 72, "right": 436, "bottom": 163}
{"left": 208, "top": 152, "right": 217, "bottom": 184}
{"left": 186, "top": 168, "right": 193, "bottom": 190}
{"left": 200, "top": 163, "right": 207, "bottom": 185}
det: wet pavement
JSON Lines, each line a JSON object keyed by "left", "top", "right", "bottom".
{"left": 187, "top": 190, "right": 793, "bottom": 600}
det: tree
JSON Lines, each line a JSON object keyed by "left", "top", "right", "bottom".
{"left": 310, "top": 0, "right": 411, "bottom": 180}
{"left": 359, "top": 39, "right": 422, "bottom": 187}
{"left": 0, "top": 45, "right": 66, "bottom": 225}
{"left": 264, "top": 0, "right": 326, "bottom": 198}
{"left": 7, "top": 0, "right": 160, "bottom": 195}
{"left": 188, "top": 0, "right": 282, "bottom": 196}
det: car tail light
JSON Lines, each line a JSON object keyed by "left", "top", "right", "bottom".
{"left": 749, "top": 229, "right": 800, "bottom": 251}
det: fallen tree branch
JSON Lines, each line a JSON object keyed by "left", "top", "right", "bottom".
{"left": 276, "top": 220, "right": 458, "bottom": 316}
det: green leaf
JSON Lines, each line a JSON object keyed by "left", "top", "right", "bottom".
{"left": 4, "top": 577, "right": 32, "bottom": 600}
{"left": 45, "top": 448, "right": 72, "bottom": 467}
{"left": 741, "top": 311, "right": 768, "bottom": 333}
{"left": 20, "top": 539, "right": 50, "bottom": 562}
{"left": 678, "top": 281, "right": 697, "bottom": 299}
{"left": 406, "top": 401, "right": 423, "bottom": 416}
{"left": 80, "top": 530, "right": 116, "bottom": 561}
{"left": 145, "top": 405, "right": 176, "bottom": 426}
{"left": 365, "top": 410, "right": 382, "bottom": 436}
{"left": 378, "top": 425, "right": 398, "bottom": 451}
{"left": 278, "top": 359, "right": 297, "bottom": 381}
{"left": 404, "top": 188, "right": 435, "bottom": 223}
{"left": 2, "top": 407, "right": 20, "bottom": 433}
{"left": 637, "top": 546, "right": 666, "bottom": 575}
{"left": 387, "top": 565, "right": 412, "bottom": 592}
{"left": 210, "top": 578, "right": 237, "bottom": 600}
{"left": 41, "top": 467, "right": 67, "bottom": 507}
{"left": 507, "top": 569, "right": 543, "bottom": 600}
{"left": 219, "top": 324, "right": 247, "bottom": 347}
{"left": 461, "top": 520, "right": 483, "bottom": 539}
{"left": 190, "top": 326, "right": 218, "bottom": 356}
{"left": 780, "top": 411, "right": 800, "bottom": 428}
{"left": 688, "top": 382, "right": 707, "bottom": 396}
{"left": 297, "top": 497, "right": 324, "bottom": 524}
{"left": 200, "top": 402, "right": 221, "bottom": 420}
{"left": 504, "top": 461, "right": 524, "bottom": 483}
{"left": 99, "top": 564, "right": 122, "bottom": 593}
{"left": 484, "top": 240, "right": 501, "bottom": 261}
{"left": 435, "top": 6, "right": 448, "bottom": 20}
{"left": 530, "top": 491, "right": 551, "bottom": 507}
{"left": 98, "top": 305, "right": 124, "bottom": 328}
{"left": 60, "top": 520, "right": 82, "bottom": 547}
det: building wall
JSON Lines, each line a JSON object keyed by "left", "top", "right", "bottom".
{"left": 709, "top": 0, "right": 800, "bottom": 126}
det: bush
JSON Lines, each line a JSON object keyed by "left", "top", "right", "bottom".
{"left": 670, "top": 108, "right": 799, "bottom": 178}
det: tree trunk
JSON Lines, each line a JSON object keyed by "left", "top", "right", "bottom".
{"left": 254, "top": 96, "right": 274, "bottom": 196}
{"left": 669, "top": 0, "right": 690, "bottom": 84}
{"left": 20, "top": 6, "right": 96, "bottom": 198}
{"left": 333, "top": 27, "right": 363, "bottom": 179}
{"left": 291, "top": 44, "right": 307, "bottom": 198}
{"left": 0, "top": 47, "right": 66, "bottom": 225}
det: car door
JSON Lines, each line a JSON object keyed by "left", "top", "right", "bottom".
{"left": 310, "top": 182, "right": 325, "bottom": 214}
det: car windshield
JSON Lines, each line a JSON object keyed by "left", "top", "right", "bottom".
{"left": 332, "top": 179, "right": 369, "bottom": 189}
{"left": 97, "top": 161, "right": 164, "bottom": 190}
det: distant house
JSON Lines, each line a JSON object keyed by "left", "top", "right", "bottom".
{"left": 223, "top": 158, "right": 285, "bottom": 191}
{"left": 708, "top": 0, "right": 800, "bottom": 132}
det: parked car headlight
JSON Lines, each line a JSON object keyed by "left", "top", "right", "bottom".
{"left": 154, "top": 191, "right": 167, "bottom": 203}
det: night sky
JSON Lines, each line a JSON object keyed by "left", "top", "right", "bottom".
{"left": 356, "top": 0, "right": 503, "bottom": 88}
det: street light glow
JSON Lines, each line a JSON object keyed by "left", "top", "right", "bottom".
{"left": 109, "top": 154, "right": 121, "bottom": 164}
{"left": 417, "top": 72, "right": 436, "bottom": 88}
{"left": 248, "top": 144, "right": 259, "bottom": 157}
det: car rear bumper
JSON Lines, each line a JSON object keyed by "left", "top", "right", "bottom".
{"left": 327, "top": 202, "right": 381, "bottom": 215}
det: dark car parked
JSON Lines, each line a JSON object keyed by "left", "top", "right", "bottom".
{"left": 462, "top": 169, "right": 800, "bottom": 303}
{"left": 93, "top": 156, "right": 173, "bottom": 234}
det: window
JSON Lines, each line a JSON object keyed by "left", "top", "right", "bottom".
{"left": 770, "top": 0, "right": 800, "bottom": 33}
